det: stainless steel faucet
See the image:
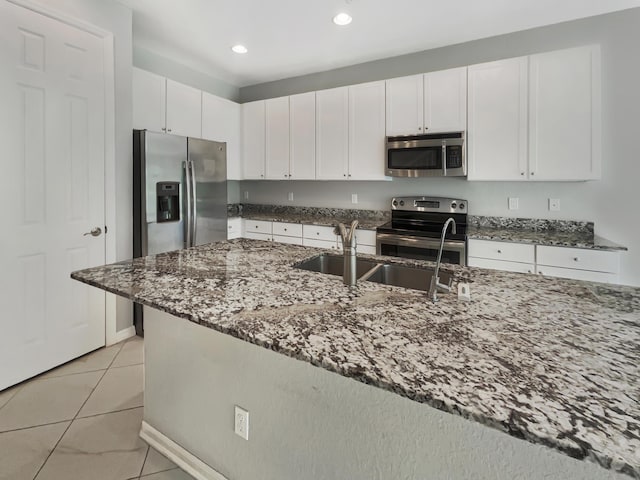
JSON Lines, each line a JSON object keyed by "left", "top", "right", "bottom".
{"left": 429, "top": 217, "right": 456, "bottom": 303}
{"left": 336, "top": 220, "right": 359, "bottom": 287}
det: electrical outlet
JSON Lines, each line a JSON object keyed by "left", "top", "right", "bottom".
{"left": 351, "top": 194, "right": 358, "bottom": 204}
{"left": 243, "top": 191, "right": 249, "bottom": 201}
{"left": 549, "top": 198, "right": 560, "bottom": 211}
{"left": 508, "top": 197, "right": 519, "bottom": 210}
{"left": 234, "top": 405, "right": 249, "bottom": 440}
{"left": 288, "top": 192, "right": 294, "bottom": 201}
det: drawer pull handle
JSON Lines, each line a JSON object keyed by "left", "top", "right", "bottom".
{"left": 573, "top": 257, "right": 579, "bottom": 262}
{"left": 255, "top": 226, "right": 258, "bottom": 229}
{"left": 497, "top": 249, "right": 502, "bottom": 254}
{"left": 284, "top": 228, "right": 287, "bottom": 232}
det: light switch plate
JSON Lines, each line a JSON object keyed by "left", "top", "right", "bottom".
{"left": 508, "top": 197, "right": 519, "bottom": 210}
{"left": 351, "top": 194, "right": 358, "bottom": 204}
{"left": 288, "top": 192, "right": 294, "bottom": 201}
{"left": 243, "top": 191, "right": 249, "bottom": 201}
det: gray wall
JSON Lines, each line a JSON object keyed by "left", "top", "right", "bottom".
{"left": 41, "top": 0, "right": 135, "bottom": 332}
{"left": 134, "top": 46, "right": 240, "bottom": 102}
{"left": 238, "top": 9, "right": 640, "bottom": 287}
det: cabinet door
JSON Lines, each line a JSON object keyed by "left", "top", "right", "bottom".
{"left": 202, "top": 92, "right": 241, "bottom": 180}
{"left": 348, "top": 81, "right": 386, "bottom": 180}
{"left": 385, "top": 75, "right": 423, "bottom": 136}
{"left": 529, "top": 46, "right": 601, "bottom": 180}
{"left": 166, "top": 79, "right": 202, "bottom": 138}
{"left": 265, "top": 97, "right": 290, "bottom": 180}
{"left": 316, "top": 87, "right": 349, "bottom": 180}
{"left": 132, "top": 67, "right": 166, "bottom": 132}
{"left": 423, "top": 67, "right": 467, "bottom": 133}
{"left": 242, "top": 100, "right": 266, "bottom": 179}
{"left": 290, "top": 92, "right": 316, "bottom": 180}
{"left": 467, "top": 57, "right": 528, "bottom": 181}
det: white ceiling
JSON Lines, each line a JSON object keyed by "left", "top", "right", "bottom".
{"left": 117, "top": 0, "right": 640, "bottom": 87}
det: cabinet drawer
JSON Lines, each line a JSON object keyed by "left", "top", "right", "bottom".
{"left": 272, "top": 222, "right": 303, "bottom": 237}
{"left": 358, "top": 245, "right": 377, "bottom": 255}
{"left": 273, "top": 235, "right": 303, "bottom": 246}
{"left": 244, "top": 231, "right": 272, "bottom": 242}
{"left": 355, "top": 229, "right": 377, "bottom": 246}
{"left": 244, "top": 220, "right": 273, "bottom": 235}
{"left": 537, "top": 265, "right": 617, "bottom": 284}
{"left": 468, "top": 257, "right": 534, "bottom": 274}
{"left": 537, "top": 246, "right": 619, "bottom": 273}
{"left": 468, "top": 239, "right": 535, "bottom": 263}
{"left": 303, "top": 224, "right": 337, "bottom": 242}
{"left": 303, "top": 238, "right": 339, "bottom": 250}
{"left": 227, "top": 218, "right": 242, "bottom": 240}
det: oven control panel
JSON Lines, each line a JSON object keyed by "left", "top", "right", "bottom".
{"left": 391, "top": 196, "right": 468, "bottom": 213}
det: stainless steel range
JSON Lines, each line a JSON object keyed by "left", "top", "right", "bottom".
{"left": 376, "top": 196, "right": 468, "bottom": 266}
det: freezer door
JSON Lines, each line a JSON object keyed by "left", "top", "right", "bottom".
{"left": 188, "top": 138, "right": 228, "bottom": 246}
{"left": 143, "top": 132, "right": 188, "bottom": 255}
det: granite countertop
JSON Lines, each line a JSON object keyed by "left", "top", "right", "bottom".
{"left": 71, "top": 240, "right": 640, "bottom": 478}
{"left": 467, "top": 226, "right": 628, "bottom": 251}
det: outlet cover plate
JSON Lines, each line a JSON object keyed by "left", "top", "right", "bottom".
{"left": 351, "top": 194, "right": 358, "bottom": 204}
{"left": 234, "top": 405, "right": 249, "bottom": 440}
{"left": 549, "top": 198, "right": 561, "bottom": 211}
{"left": 508, "top": 197, "right": 519, "bottom": 210}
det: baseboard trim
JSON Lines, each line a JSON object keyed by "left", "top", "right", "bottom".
{"left": 140, "top": 421, "right": 228, "bottom": 480}
{"left": 111, "top": 326, "right": 136, "bottom": 345}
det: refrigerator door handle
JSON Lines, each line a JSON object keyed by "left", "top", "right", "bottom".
{"left": 189, "top": 160, "right": 198, "bottom": 246}
{"left": 183, "top": 160, "right": 192, "bottom": 248}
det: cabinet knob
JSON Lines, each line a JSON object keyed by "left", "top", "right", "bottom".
{"left": 424, "top": 126, "right": 429, "bottom": 131}
{"left": 418, "top": 127, "right": 422, "bottom": 131}
{"left": 343, "top": 174, "right": 346, "bottom": 177}
{"left": 539, "top": 271, "right": 544, "bottom": 275}
{"left": 497, "top": 249, "right": 502, "bottom": 254}
{"left": 167, "top": 128, "right": 172, "bottom": 132}
{"left": 316, "top": 232, "right": 320, "bottom": 235}
{"left": 348, "top": 174, "right": 351, "bottom": 177}
{"left": 521, "top": 172, "right": 525, "bottom": 176}
{"left": 260, "top": 174, "right": 264, "bottom": 178}
{"left": 284, "top": 228, "right": 287, "bottom": 232}
{"left": 573, "top": 257, "right": 580, "bottom": 262}
{"left": 527, "top": 270, "right": 532, "bottom": 274}
{"left": 530, "top": 172, "right": 535, "bottom": 176}
{"left": 161, "top": 127, "right": 166, "bottom": 132}
{"left": 255, "top": 226, "right": 258, "bottom": 229}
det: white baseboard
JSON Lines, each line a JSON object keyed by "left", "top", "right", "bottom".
{"left": 110, "top": 325, "right": 136, "bottom": 345}
{"left": 140, "top": 421, "right": 228, "bottom": 480}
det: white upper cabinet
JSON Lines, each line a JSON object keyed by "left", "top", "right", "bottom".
{"left": 133, "top": 67, "right": 166, "bottom": 133}
{"left": 348, "top": 81, "right": 387, "bottom": 180}
{"left": 265, "top": 96, "right": 290, "bottom": 180}
{"left": 528, "top": 45, "right": 601, "bottom": 180}
{"left": 423, "top": 67, "right": 467, "bottom": 133}
{"left": 316, "top": 87, "right": 349, "bottom": 180}
{"left": 385, "top": 74, "right": 424, "bottom": 136}
{"left": 467, "top": 57, "right": 529, "bottom": 181}
{"left": 385, "top": 68, "right": 467, "bottom": 136}
{"left": 289, "top": 92, "right": 316, "bottom": 180}
{"left": 201, "top": 92, "right": 241, "bottom": 180}
{"left": 165, "top": 79, "right": 202, "bottom": 138}
{"left": 242, "top": 100, "right": 266, "bottom": 179}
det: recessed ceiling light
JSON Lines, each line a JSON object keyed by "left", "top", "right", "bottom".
{"left": 231, "top": 45, "right": 248, "bottom": 54}
{"left": 332, "top": 12, "right": 352, "bottom": 26}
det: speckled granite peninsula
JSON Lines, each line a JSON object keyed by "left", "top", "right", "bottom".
{"left": 72, "top": 240, "right": 639, "bottom": 478}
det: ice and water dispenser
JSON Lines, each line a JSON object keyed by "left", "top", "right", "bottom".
{"left": 156, "top": 182, "right": 180, "bottom": 222}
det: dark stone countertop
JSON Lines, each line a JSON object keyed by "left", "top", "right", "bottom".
{"left": 71, "top": 240, "right": 640, "bottom": 478}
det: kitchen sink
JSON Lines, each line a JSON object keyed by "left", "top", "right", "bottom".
{"left": 294, "top": 254, "right": 453, "bottom": 293}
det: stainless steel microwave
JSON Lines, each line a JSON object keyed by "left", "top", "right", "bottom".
{"left": 385, "top": 132, "right": 466, "bottom": 177}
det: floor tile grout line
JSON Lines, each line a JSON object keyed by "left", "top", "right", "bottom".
{"left": 0, "top": 419, "right": 72, "bottom": 435}
{"left": 74, "top": 404, "right": 145, "bottom": 421}
{"left": 110, "top": 361, "right": 145, "bottom": 370}
{"left": 32, "top": 339, "right": 130, "bottom": 480}
{"left": 140, "top": 466, "right": 180, "bottom": 478}
{"left": 0, "top": 386, "right": 22, "bottom": 414}
{"left": 138, "top": 445, "right": 151, "bottom": 478}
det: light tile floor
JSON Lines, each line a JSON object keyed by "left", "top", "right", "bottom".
{"left": 0, "top": 336, "right": 194, "bottom": 480}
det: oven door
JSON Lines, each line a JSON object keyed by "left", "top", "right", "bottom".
{"left": 376, "top": 233, "right": 467, "bottom": 266}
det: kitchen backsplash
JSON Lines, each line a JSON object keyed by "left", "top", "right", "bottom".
{"left": 467, "top": 216, "right": 594, "bottom": 233}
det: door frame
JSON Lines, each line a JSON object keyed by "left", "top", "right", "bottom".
{"left": 7, "top": 0, "right": 122, "bottom": 345}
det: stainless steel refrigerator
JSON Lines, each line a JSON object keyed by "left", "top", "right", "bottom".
{"left": 133, "top": 130, "right": 227, "bottom": 332}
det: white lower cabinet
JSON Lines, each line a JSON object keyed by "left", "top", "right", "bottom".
{"left": 468, "top": 239, "right": 620, "bottom": 284}
{"left": 302, "top": 224, "right": 339, "bottom": 250}
{"left": 272, "top": 222, "right": 303, "bottom": 246}
{"left": 355, "top": 229, "right": 377, "bottom": 255}
{"left": 244, "top": 220, "right": 272, "bottom": 241}
{"left": 244, "top": 232, "right": 273, "bottom": 242}
{"left": 227, "top": 218, "right": 242, "bottom": 240}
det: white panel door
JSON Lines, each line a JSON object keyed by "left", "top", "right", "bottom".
{"left": 467, "top": 57, "right": 529, "bottom": 181}
{"left": 348, "top": 81, "right": 387, "bottom": 180}
{"left": 242, "top": 100, "right": 266, "bottom": 179}
{"left": 316, "top": 87, "right": 349, "bottom": 180}
{"left": 385, "top": 74, "right": 424, "bottom": 136}
{"left": 265, "top": 96, "right": 290, "bottom": 179}
{"left": 202, "top": 92, "right": 241, "bottom": 180}
{"left": 529, "top": 46, "right": 601, "bottom": 180}
{"left": 423, "top": 67, "right": 467, "bottom": 133}
{"left": 0, "top": 1, "right": 106, "bottom": 390}
{"left": 166, "top": 79, "right": 201, "bottom": 138}
{"left": 132, "top": 67, "right": 166, "bottom": 132}
{"left": 289, "top": 92, "right": 316, "bottom": 180}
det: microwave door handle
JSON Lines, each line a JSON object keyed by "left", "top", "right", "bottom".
{"left": 442, "top": 143, "right": 447, "bottom": 176}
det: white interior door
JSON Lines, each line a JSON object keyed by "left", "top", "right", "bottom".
{"left": 0, "top": 1, "right": 106, "bottom": 390}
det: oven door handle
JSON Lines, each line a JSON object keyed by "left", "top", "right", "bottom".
{"left": 442, "top": 142, "right": 447, "bottom": 177}
{"left": 376, "top": 233, "right": 466, "bottom": 252}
